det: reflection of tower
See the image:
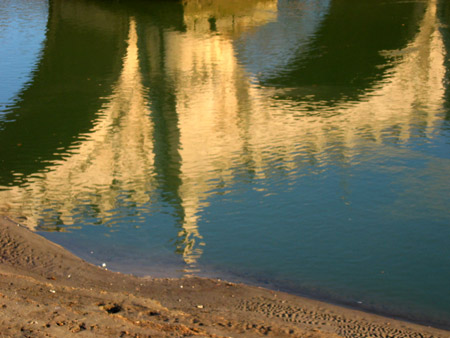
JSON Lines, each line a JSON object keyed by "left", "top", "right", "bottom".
{"left": 162, "top": 0, "right": 278, "bottom": 273}
{"left": 0, "top": 18, "right": 155, "bottom": 229}
{"left": 165, "top": 31, "right": 244, "bottom": 272}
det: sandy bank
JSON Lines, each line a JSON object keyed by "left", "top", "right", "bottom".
{"left": 0, "top": 216, "right": 448, "bottom": 337}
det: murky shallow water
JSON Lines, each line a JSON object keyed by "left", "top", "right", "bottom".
{"left": 1, "top": 0, "right": 450, "bottom": 328}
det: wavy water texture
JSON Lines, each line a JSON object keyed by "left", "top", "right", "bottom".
{"left": 1, "top": 18, "right": 155, "bottom": 228}
{"left": 0, "top": 0, "right": 446, "bottom": 274}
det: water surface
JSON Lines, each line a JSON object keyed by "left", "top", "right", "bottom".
{"left": 1, "top": 0, "right": 449, "bottom": 328}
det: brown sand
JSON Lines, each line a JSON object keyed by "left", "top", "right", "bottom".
{"left": 0, "top": 216, "right": 448, "bottom": 338}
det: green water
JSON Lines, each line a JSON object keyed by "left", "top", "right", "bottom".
{"left": 1, "top": 0, "right": 450, "bottom": 328}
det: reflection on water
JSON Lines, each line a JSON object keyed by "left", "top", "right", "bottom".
{"left": 0, "top": 0, "right": 449, "bottom": 325}
{"left": 0, "top": 0, "right": 446, "bottom": 264}
{"left": 158, "top": 0, "right": 445, "bottom": 269}
{"left": 0, "top": 0, "right": 48, "bottom": 114}
{"left": 182, "top": 0, "right": 278, "bottom": 34}
{"left": 1, "top": 17, "right": 154, "bottom": 228}
{"left": 163, "top": 1, "right": 277, "bottom": 271}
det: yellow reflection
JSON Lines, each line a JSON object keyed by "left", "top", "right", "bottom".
{"left": 164, "top": 0, "right": 278, "bottom": 272}
{"left": 0, "top": 0, "right": 445, "bottom": 274}
{"left": 1, "top": 18, "right": 154, "bottom": 228}
{"left": 163, "top": 0, "right": 445, "bottom": 269}
{"left": 244, "top": 0, "right": 445, "bottom": 171}
{"left": 182, "top": 0, "right": 277, "bottom": 35}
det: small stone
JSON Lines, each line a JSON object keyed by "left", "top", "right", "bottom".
{"left": 196, "top": 305, "right": 204, "bottom": 309}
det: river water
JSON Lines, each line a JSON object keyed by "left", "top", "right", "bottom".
{"left": 1, "top": 0, "right": 449, "bottom": 328}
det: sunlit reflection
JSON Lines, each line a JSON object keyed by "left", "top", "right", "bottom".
{"left": 1, "top": 18, "right": 155, "bottom": 228}
{"left": 163, "top": 0, "right": 445, "bottom": 269}
{"left": 182, "top": 0, "right": 277, "bottom": 35}
{"left": 0, "top": 0, "right": 446, "bottom": 274}
{"left": 164, "top": 0, "right": 278, "bottom": 272}
{"left": 246, "top": 0, "right": 445, "bottom": 170}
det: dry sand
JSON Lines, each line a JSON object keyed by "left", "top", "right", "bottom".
{"left": 0, "top": 216, "right": 448, "bottom": 338}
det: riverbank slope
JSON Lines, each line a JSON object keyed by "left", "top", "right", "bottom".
{"left": 0, "top": 216, "right": 447, "bottom": 337}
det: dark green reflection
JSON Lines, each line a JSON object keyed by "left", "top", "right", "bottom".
{"left": 0, "top": 0, "right": 129, "bottom": 185}
{"left": 0, "top": 0, "right": 433, "bottom": 186}
{"left": 262, "top": 0, "right": 426, "bottom": 103}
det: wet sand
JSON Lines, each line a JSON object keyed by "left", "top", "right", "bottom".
{"left": 0, "top": 216, "right": 448, "bottom": 338}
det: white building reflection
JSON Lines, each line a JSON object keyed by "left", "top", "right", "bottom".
{"left": 0, "top": 0, "right": 446, "bottom": 272}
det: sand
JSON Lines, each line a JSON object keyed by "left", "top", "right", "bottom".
{"left": 0, "top": 216, "right": 448, "bottom": 338}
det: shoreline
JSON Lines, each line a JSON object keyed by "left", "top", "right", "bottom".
{"left": 0, "top": 216, "right": 448, "bottom": 338}
{"left": 39, "top": 225, "right": 450, "bottom": 332}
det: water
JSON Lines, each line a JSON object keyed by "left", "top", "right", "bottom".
{"left": 1, "top": 0, "right": 450, "bottom": 329}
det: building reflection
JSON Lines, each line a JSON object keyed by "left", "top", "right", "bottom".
{"left": 156, "top": 0, "right": 445, "bottom": 270}
{"left": 182, "top": 0, "right": 277, "bottom": 35}
{"left": 155, "top": 0, "right": 279, "bottom": 272}
{"left": 245, "top": 0, "right": 445, "bottom": 169}
{"left": 1, "top": 18, "right": 155, "bottom": 228}
{"left": 0, "top": 0, "right": 446, "bottom": 273}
